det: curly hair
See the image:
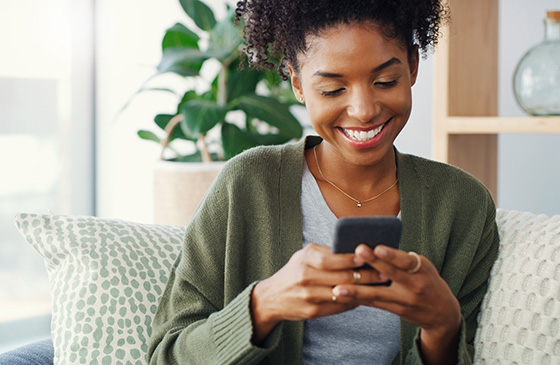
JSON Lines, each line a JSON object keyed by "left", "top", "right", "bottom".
{"left": 235, "top": 0, "right": 449, "bottom": 79}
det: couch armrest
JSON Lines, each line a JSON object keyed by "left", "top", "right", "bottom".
{"left": 0, "top": 338, "right": 53, "bottom": 365}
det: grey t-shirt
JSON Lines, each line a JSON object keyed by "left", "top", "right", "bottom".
{"left": 301, "top": 159, "right": 400, "bottom": 364}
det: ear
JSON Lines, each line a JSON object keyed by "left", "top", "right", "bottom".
{"left": 288, "top": 62, "right": 305, "bottom": 103}
{"left": 408, "top": 46, "right": 420, "bottom": 87}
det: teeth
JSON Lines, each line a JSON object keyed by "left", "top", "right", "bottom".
{"left": 343, "top": 124, "right": 384, "bottom": 142}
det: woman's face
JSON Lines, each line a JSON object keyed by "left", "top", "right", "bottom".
{"left": 290, "top": 22, "right": 418, "bottom": 168}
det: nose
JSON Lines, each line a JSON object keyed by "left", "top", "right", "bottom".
{"left": 346, "top": 86, "right": 381, "bottom": 123}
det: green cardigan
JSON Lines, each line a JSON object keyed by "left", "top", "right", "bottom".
{"left": 148, "top": 136, "right": 499, "bottom": 364}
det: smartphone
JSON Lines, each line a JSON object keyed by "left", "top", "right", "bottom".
{"left": 332, "top": 216, "right": 402, "bottom": 285}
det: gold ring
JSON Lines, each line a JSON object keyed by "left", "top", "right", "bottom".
{"left": 353, "top": 270, "right": 361, "bottom": 283}
{"left": 407, "top": 251, "right": 422, "bottom": 274}
{"left": 332, "top": 294, "right": 338, "bottom": 302}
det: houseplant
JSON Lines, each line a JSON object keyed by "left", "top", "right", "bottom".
{"left": 136, "top": 0, "right": 302, "bottom": 162}
{"left": 132, "top": 0, "right": 303, "bottom": 225}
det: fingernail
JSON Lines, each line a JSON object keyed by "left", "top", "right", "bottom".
{"left": 353, "top": 256, "right": 364, "bottom": 265}
{"left": 333, "top": 287, "right": 349, "bottom": 296}
{"left": 359, "top": 248, "right": 373, "bottom": 259}
{"left": 374, "top": 246, "right": 388, "bottom": 258}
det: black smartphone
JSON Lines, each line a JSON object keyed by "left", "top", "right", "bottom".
{"left": 332, "top": 216, "right": 402, "bottom": 285}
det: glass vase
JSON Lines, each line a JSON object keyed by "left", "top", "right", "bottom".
{"left": 513, "top": 11, "right": 560, "bottom": 116}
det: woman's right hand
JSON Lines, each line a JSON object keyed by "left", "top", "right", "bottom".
{"left": 249, "top": 243, "right": 383, "bottom": 344}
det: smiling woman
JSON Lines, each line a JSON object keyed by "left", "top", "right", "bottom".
{"left": 147, "top": 1, "right": 500, "bottom": 364}
{"left": 288, "top": 24, "right": 418, "bottom": 219}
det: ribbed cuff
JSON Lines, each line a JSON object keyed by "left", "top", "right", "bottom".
{"left": 210, "top": 282, "right": 282, "bottom": 364}
{"left": 406, "top": 317, "right": 471, "bottom": 365}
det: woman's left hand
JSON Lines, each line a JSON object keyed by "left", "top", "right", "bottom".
{"left": 332, "top": 244, "right": 462, "bottom": 364}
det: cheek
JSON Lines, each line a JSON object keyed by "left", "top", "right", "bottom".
{"left": 382, "top": 87, "right": 412, "bottom": 113}
{"left": 306, "top": 99, "right": 342, "bottom": 126}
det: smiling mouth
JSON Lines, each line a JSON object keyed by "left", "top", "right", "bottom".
{"left": 341, "top": 123, "right": 386, "bottom": 142}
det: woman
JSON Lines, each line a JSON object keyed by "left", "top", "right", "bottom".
{"left": 148, "top": 0, "right": 499, "bottom": 364}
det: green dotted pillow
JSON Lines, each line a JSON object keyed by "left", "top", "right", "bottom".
{"left": 14, "top": 213, "right": 185, "bottom": 365}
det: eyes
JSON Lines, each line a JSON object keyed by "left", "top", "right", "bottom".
{"left": 319, "top": 79, "right": 400, "bottom": 97}
{"left": 320, "top": 89, "right": 345, "bottom": 97}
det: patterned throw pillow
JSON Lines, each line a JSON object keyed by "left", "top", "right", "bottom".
{"left": 474, "top": 209, "right": 560, "bottom": 364}
{"left": 14, "top": 213, "right": 185, "bottom": 365}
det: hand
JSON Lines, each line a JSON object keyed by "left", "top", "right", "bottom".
{"left": 331, "top": 244, "right": 462, "bottom": 364}
{"left": 250, "top": 243, "right": 386, "bottom": 344}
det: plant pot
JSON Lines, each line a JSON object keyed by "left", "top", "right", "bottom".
{"left": 153, "top": 160, "right": 226, "bottom": 226}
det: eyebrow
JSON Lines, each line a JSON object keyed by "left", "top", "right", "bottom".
{"left": 312, "top": 57, "right": 402, "bottom": 78}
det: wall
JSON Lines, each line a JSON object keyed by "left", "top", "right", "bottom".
{"left": 96, "top": 0, "right": 560, "bottom": 222}
{"left": 497, "top": 0, "right": 560, "bottom": 216}
{"left": 0, "top": 0, "right": 95, "bottom": 349}
{"left": 96, "top": 0, "right": 186, "bottom": 223}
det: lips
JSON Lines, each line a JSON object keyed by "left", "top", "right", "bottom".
{"left": 341, "top": 123, "right": 386, "bottom": 142}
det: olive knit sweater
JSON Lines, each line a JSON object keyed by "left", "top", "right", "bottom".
{"left": 148, "top": 136, "right": 499, "bottom": 364}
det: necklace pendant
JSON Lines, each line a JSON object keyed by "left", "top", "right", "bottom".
{"left": 357, "top": 202, "right": 362, "bottom": 208}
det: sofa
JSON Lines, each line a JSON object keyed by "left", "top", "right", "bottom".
{"left": 0, "top": 208, "right": 559, "bottom": 364}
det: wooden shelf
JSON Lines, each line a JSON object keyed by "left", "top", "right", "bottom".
{"left": 444, "top": 116, "right": 560, "bottom": 134}
{"left": 431, "top": 0, "right": 560, "bottom": 201}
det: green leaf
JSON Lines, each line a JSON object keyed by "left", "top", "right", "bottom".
{"left": 157, "top": 48, "right": 207, "bottom": 76}
{"left": 179, "top": 0, "right": 217, "bottom": 31}
{"left": 137, "top": 130, "right": 161, "bottom": 143}
{"left": 154, "top": 114, "right": 193, "bottom": 141}
{"left": 173, "top": 151, "right": 203, "bottom": 162}
{"left": 260, "top": 71, "right": 299, "bottom": 104}
{"left": 172, "top": 151, "right": 221, "bottom": 162}
{"left": 226, "top": 61, "right": 261, "bottom": 102}
{"left": 154, "top": 114, "right": 174, "bottom": 130}
{"left": 162, "top": 23, "right": 200, "bottom": 50}
{"left": 176, "top": 90, "right": 199, "bottom": 114}
{"left": 233, "top": 95, "right": 303, "bottom": 139}
{"left": 207, "top": 18, "right": 242, "bottom": 61}
{"left": 113, "top": 79, "right": 179, "bottom": 123}
{"left": 180, "top": 99, "right": 229, "bottom": 138}
{"left": 251, "top": 133, "right": 292, "bottom": 146}
{"left": 221, "top": 122, "right": 255, "bottom": 159}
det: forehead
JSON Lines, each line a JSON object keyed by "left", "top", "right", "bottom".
{"left": 297, "top": 22, "right": 407, "bottom": 72}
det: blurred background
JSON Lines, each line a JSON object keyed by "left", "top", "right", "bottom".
{"left": 1, "top": 0, "right": 559, "bottom": 352}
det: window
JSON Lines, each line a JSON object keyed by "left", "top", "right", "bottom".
{"left": 0, "top": 0, "right": 94, "bottom": 351}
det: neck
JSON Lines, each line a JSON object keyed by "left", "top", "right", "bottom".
{"left": 311, "top": 143, "right": 397, "bottom": 199}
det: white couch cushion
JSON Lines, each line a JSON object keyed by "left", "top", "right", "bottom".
{"left": 474, "top": 209, "right": 560, "bottom": 364}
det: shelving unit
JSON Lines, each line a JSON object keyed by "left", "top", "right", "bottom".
{"left": 432, "top": 0, "right": 560, "bottom": 200}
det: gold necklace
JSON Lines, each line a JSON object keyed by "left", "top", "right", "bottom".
{"left": 313, "top": 145, "right": 398, "bottom": 208}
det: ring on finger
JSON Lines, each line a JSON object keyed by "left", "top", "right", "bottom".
{"left": 353, "top": 270, "right": 362, "bottom": 284}
{"left": 331, "top": 287, "right": 339, "bottom": 302}
{"left": 407, "top": 251, "right": 422, "bottom": 274}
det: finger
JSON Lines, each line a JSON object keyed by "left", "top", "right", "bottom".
{"left": 300, "top": 285, "right": 358, "bottom": 310}
{"left": 330, "top": 286, "right": 360, "bottom": 305}
{"left": 282, "top": 286, "right": 357, "bottom": 321}
{"left": 373, "top": 245, "right": 422, "bottom": 274}
{"left": 304, "top": 243, "right": 363, "bottom": 270}
{"left": 345, "top": 277, "right": 461, "bottom": 330}
{"left": 297, "top": 265, "right": 384, "bottom": 287}
{"left": 349, "top": 268, "right": 390, "bottom": 285}
{"left": 356, "top": 245, "right": 424, "bottom": 281}
{"left": 334, "top": 283, "right": 410, "bottom": 310}
{"left": 406, "top": 252, "right": 422, "bottom": 274}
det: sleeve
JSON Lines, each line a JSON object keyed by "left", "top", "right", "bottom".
{"left": 146, "top": 164, "right": 283, "bottom": 364}
{"left": 147, "top": 272, "right": 282, "bottom": 364}
{"left": 402, "top": 188, "right": 500, "bottom": 364}
{"left": 455, "top": 200, "right": 500, "bottom": 363}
